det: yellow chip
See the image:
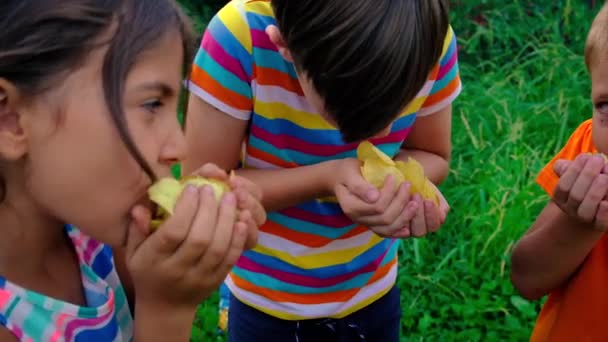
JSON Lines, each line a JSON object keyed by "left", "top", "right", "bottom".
{"left": 356, "top": 141, "right": 395, "bottom": 166}
{"left": 356, "top": 142, "right": 439, "bottom": 206}
{"left": 395, "top": 159, "right": 426, "bottom": 194}
{"left": 421, "top": 179, "right": 440, "bottom": 206}
{"left": 148, "top": 176, "right": 231, "bottom": 230}
{"left": 361, "top": 159, "right": 404, "bottom": 189}
{"left": 148, "top": 178, "right": 183, "bottom": 215}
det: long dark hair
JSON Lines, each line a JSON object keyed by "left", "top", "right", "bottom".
{"left": 0, "top": 0, "right": 195, "bottom": 200}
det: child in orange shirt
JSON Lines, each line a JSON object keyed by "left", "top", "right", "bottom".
{"left": 510, "top": 3, "right": 608, "bottom": 341}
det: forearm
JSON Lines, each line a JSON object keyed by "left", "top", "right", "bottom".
{"left": 396, "top": 148, "right": 449, "bottom": 184}
{"left": 133, "top": 303, "right": 195, "bottom": 342}
{"left": 511, "top": 203, "right": 603, "bottom": 299}
{"left": 236, "top": 161, "right": 337, "bottom": 212}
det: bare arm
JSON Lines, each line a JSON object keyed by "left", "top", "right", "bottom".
{"left": 183, "top": 97, "right": 339, "bottom": 212}
{"left": 510, "top": 201, "right": 603, "bottom": 300}
{"left": 133, "top": 304, "right": 195, "bottom": 342}
{"left": 0, "top": 327, "right": 17, "bottom": 342}
{"left": 397, "top": 105, "right": 452, "bottom": 184}
{"left": 115, "top": 248, "right": 197, "bottom": 341}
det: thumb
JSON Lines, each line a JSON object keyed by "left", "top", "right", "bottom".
{"left": 125, "top": 205, "right": 151, "bottom": 260}
{"left": 347, "top": 174, "right": 380, "bottom": 203}
{"left": 193, "top": 163, "right": 229, "bottom": 180}
{"left": 553, "top": 159, "right": 571, "bottom": 177}
{"left": 343, "top": 162, "right": 380, "bottom": 203}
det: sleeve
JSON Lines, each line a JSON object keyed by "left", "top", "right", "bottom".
{"left": 187, "top": 3, "right": 254, "bottom": 120}
{"left": 418, "top": 25, "right": 463, "bottom": 116}
{"left": 536, "top": 119, "right": 595, "bottom": 196}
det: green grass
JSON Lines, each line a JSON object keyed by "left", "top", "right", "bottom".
{"left": 180, "top": 0, "right": 602, "bottom": 340}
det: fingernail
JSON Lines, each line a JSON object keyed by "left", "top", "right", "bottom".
{"left": 366, "top": 189, "right": 379, "bottom": 202}
{"left": 203, "top": 185, "right": 215, "bottom": 196}
{"left": 223, "top": 192, "right": 236, "bottom": 205}
{"left": 409, "top": 202, "right": 418, "bottom": 211}
{"left": 185, "top": 185, "right": 198, "bottom": 194}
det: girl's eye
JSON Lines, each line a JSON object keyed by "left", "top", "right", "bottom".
{"left": 142, "top": 99, "right": 163, "bottom": 113}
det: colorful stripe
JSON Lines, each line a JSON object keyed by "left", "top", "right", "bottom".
{"left": 191, "top": 0, "right": 462, "bottom": 319}
{"left": 0, "top": 226, "right": 133, "bottom": 341}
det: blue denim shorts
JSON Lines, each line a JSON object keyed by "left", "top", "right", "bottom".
{"left": 227, "top": 285, "right": 402, "bottom": 342}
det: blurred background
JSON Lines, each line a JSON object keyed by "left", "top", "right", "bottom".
{"left": 178, "top": 1, "right": 603, "bottom": 340}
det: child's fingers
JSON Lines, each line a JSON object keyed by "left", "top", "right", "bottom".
{"left": 201, "top": 192, "right": 238, "bottom": 266}
{"left": 409, "top": 195, "right": 427, "bottom": 237}
{"left": 229, "top": 176, "right": 263, "bottom": 201}
{"left": 193, "top": 163, "right": 229, "bottom": 180}
{"left": 553, "top": 159, "right": 572, "bottom": 177}
{"left": 173, "top": 186, "right": 221, "bottom": 266}
{"left": 437, "top": 194, "right": 450, "bottom": 224}
{"left": 364, "top": 182, "right": 410, "bottom": 232}
{"left": 335, "top": 184, "right": 376, "bottom": 220}
{"left": 577, "top": 173, "right": 608, "bottom": 221}
{"left": 235, "top": 188, "right": 266, "bottom": 226}
{"left": 343, "top": 164, "right": 380, "bottom": 204}
{"left": 553, "top": 155, "right": 588, "bottom": 206}
{"left": 389, "top": 227, "right": 411, "bottom": 239}
{"left": 566, "top": 155, "right": 604, "bottom": 213}
{"left": 125, "top": 205, "right": 152, "bottom": 260}
{"left": 425, "top": 201, "right": 441, "bottom": 233}
{"left": 150, "top": 185, "right": 200, "bottom": 254}
{"left": 236, "top": 210, "right": 259, "bottom": 249}
{"left": 216, "top": 221, "right": 248, "bottom": 276}
{"left": 349, "top": 176, "right": 399, "bottom": 219}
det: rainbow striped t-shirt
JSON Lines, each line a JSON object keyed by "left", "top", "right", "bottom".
{"left": 189, "top": 0, "right": 462, "bottom": 320}
{"left": 0, "top": 226, "right": 133, "bottom": 341}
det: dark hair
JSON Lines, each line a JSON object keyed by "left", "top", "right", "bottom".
{"left": 271, "top": 0, "right": 450, "bottom": 142}
{"left": 0, "top": 0, "right": 195, "bottom": 200}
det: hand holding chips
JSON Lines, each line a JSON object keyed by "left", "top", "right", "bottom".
{"left": 356, "top": 141, "right": 439, "bottom": 206}
{"left": 147, "top": 176, "right": 231, "bottom": 230}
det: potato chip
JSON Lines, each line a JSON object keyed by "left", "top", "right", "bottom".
{"left": 361, "top": 159, "right": 404, "bottom": 189}
{"left": 421, "top": 178, "right": 440, "bottom": 206}
{"left": 147, "top": 176, "right": 231, "bottom": 230}
{"left": 395, "top": 159, "right": 426, "bottom": 194}
{"left": 148, "top": 178, "right": 183, "bottom": 215}
{"left": 356, "top": 141, "right": 395, "bottom": 166}
{"left": 357, "top": 141, "right": 439, "bottom": 205}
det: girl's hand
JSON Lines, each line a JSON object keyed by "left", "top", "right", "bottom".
{"left": 552, "top": 153, "right": 608, "bottom": 230}
{"left": 190, "top": 163, "right": 266, "bottom": 249}
{"left": 331, "top": 158, "right": 419, "bottom": 237}
{"left": 126, "top": 181, "right": 246, "bottom": 313}
{"left": 228, "top": 173, "right": 266, "bottom": 249}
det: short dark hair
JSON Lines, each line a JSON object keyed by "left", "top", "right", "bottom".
{"left": 271, "top": 0, "right": 450, "bottom": 142}
{"left": 0, "top": 0, "right": 195, "bottom": 199}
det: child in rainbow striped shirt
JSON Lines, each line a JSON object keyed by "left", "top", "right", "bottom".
{"left": 0, "top": 1, "right": 265, "bottom": 341}
{"left": 184, "top": 0, "right": 461, "bottom": 340}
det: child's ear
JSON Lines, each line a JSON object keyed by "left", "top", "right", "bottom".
{"left": 0, "top": 79, "right": 28, "bottom": 160}
{"left": 266, "top": 25, "right": 294, "bottom": 63}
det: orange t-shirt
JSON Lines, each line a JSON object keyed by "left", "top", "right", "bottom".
{"left": 531, "top": 119, "right": 608, "bottom": 342}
